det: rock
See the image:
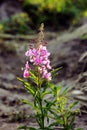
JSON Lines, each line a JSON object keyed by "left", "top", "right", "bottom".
{"left": 48, "top": 23, "right": 87, "bottom": 55}
{"left": 46, "top": 24, "right": 87, "bottom": 80}
{"left": 0, "top": 0, "right": 22, "bottom": 20}
{"left": 0, "top": 73, "right": 15, "bottom": 81}
{"left": 80, "top": 17, "right": 87, "bottom": 25}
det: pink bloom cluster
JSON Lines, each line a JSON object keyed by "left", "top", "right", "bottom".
{"left": 23, "top": 61, "right": 30, "bottom": 78}
{"left": 23, "top": 44, "right": 52, "bottom": 80}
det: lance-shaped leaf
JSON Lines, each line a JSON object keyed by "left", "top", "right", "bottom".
{"left": 17, "top": 77, "right": 35, "bottom": 95}
{"left": 29, "top": 71, "right": 38, "bottom": 85}
{"left": 51, "top": 67, "right": 62, "bottom": 78}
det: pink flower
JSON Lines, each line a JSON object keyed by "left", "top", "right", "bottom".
{"left": 25, "top": 49, "right": 32, "bottom": 57}
{"left": 35, "top": 56, "right": 43, "bottom": 65}
{"left": 24, "top": 43, "right": 52, "bottom": 80}
{"left": 42, "top": 72, "right": 52, "bottom": 81}
{"left": 25, "top": 61, "right": 30, "bottom": 69}
{"left": 46, "top": 61, "right": 51, "bottom": 69}
{"left": 23, "top": 61, "right": 31, "bottom": 78}
{"left": 23, "top": 69, "right": 30, "bottom": 78}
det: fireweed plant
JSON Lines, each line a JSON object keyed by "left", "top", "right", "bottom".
{"left": 18, "top": 24, "right": 82, "bottom": 130}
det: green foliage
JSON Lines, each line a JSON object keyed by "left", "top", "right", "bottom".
{"left": 18, "top": 77, "right": 53, "bottom": 130}
{"left": 0, "top": 13, "right": 31, "bottom": 34}
{"left": 0, "top": 0, "right": 87, "bottom": 33}
{"left": 22, "top": 0, "right": 87, "bottom": 28}
{"left": 0, "top": 1, "right": 87, "bottom": 33}
{"left": 49, "top": 83, "right": 79, "bottom": 130}
{"left": 18, "top": 69, "right": 80, "bottom": 130}
{"left": 81, "top": 34, "right": 87, "bottom": 40}
{"left": 17, "top": 24, "right": 81, "bottom": 130}
{"left": 18, "top": 76, "right": 80, "bottom": 130}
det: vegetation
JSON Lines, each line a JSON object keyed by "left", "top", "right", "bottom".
{"left": 0, "top": 13, "right": 31, "bottom": 34}
{"left": 18, "top": 24, "right": 81, "bottom": 130}
{"left": 0, "top": 0, "right": 87, "bottom": 34}
{"left": 22, "top": 0, "right": 87, "bottom": 29}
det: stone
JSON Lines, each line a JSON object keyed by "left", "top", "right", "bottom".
{"left": 0, "top": 0, "right": 22, "bottom": 20}
{"left": 0, "top": 73, "right": 15, "bottom": 81}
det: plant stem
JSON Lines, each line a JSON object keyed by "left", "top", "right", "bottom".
{"left": 59, "top": 106, "right": 67, "bottom": 128}
{"left": 40, "top": 98, "right": 45, "bottom": 130}
{"left": 37, "top": 65, "right": 44, "bottom": 130}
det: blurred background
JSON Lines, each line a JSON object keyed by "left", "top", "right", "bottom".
{"left": 0, "top": 0, "right": 87, "bottom": 130}
{"left": 0, "top": 0, "right": 87, "bottom": 33}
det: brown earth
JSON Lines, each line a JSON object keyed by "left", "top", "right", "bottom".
{"left": 0, "top": 31, "right": 87, "bottom": 130}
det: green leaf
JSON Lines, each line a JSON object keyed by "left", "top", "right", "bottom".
{"left": 17, "top": 77, "right": 35, "bottom": 95}
{"left": 45, "top": 100, "right": 56, "bottom": 108}
{"left": 69, "top": 112, "right": 77, "bottom": 126}
{"left": 69, "top": 101, "right": 78, "bottom": 109}
{"left": 18, "top": 125, "right": 38, "bottom": 130}
{"left": 56, "top": 84, "right": 62, "bottom": 96}
{"left": 18, "top": 125, "right": 30, "bottom": 130}
{"left": 28, "top": 127, "right": 37, "bottom": 130}
{"left": 61, "top": 85, "right": 69, "bottom": 96}
{"left": 51, "top": 84, "right": 62, "bottom": 97}
{"left": 42, "top": 81, "right": 49, "bottom": 92}
{"left": 21, "top": 99, "right": 34, "bottom": 107}
{"left": 17, "top": 77, "right": 24, "bottom": 82}
{"left": 21, "top": 99, "right": 40, "bottom": 113}
{"left": 49, "top": 83, "right": 55, "bottom": 92}
{"left": 41, "top": 90, "right": 51, "bottom": 99}
{"left": 29, "top": 71, "right": 38, "bottom": 85}
{"left": 51, "top": 67, "right": 62, "bottom": 77}
{"left": 44, "top": 127, "right": 53, "bottom": 130}
{"left": 76, "top": 128, "right": 83, "bottom": 130}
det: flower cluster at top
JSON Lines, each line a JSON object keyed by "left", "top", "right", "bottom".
{"left": 23, "top": 24, "right": 52, "bottom": 81}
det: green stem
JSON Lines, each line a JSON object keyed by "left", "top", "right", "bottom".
{"left": 40, "top": 98, "right": 45, "bottom": 130}
{"left": 61, "top": 113, "right": 67, "bottom": 128}
{"left": 37, "top": 65, "right": 44, "bottom": 130}
{"left": 59, "top": 105, "right": 67, "bottom": 128}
